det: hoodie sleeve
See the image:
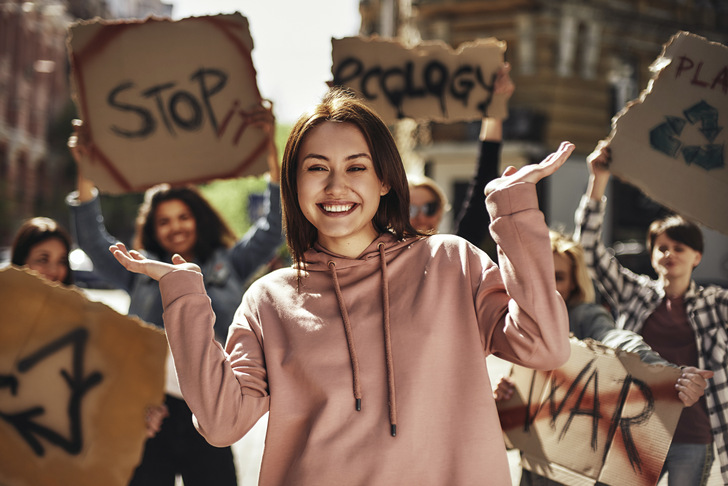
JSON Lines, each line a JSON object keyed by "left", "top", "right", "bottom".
{"left": 478, "top": 182, "right": 570, "bottom": 370}
{"left": 160, "top": 269, "right": 270, "bottom": 446}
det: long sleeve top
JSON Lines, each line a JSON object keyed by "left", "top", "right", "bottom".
{"left": 67, "top": 183, "right": 283, "bottom": 342}
{"left": 159, "top": 182, "right": 570, "bottom": 486}
{"left": 574, "top": 194, "right": 728, "bottom": 483}
{"left": 455, "top": 140, "right": 501, "bottom": 249}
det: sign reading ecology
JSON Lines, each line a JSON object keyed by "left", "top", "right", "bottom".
{"left": 67, "top": 13, "right": 270, "bottom": 194}
{"left": 608, "top": 31, "right": 727, "bottom": 235}
{"left": 0, "top": 267, "right": 167, "bottom": 486}
{"left": 497, "top": 338, "right": 683, "bottom": 486}
{"left": 331, "top": 36, "right": 507, "bottom": 124}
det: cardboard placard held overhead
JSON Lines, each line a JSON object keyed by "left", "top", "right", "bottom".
{"left": 331, "top": 36, "right": 507, "bottom": 124}
{"left": 0, "top": 267, "right": 167, "bottom": 486}
{"left": 607, "top": 31, "right": 728, "bottom": 235}
{"left": 68, "top": 13, "right": 270, "bottom": 194}
{"left": 497, "top": 338, "right": 683, "bottom": 486}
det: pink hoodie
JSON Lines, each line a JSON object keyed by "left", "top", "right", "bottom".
{"left": 160, "top": 182, "right": 569, "bottom": 485}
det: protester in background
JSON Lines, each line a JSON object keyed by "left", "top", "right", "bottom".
{"left": 107, "top": 87, "right": 573, "bottom": 485}
{"left": 10, "top": 216, "right": 168, "bottom": 439}
{"left": 454, "top": 62, "right": 515, "bottom": 259}
{"left": 574, "top": 141, "right": 728, "bottom": 486}
{"left": 11, "top": 217, "right": 73, "bottom": 285}
{"left": 494, "top": 230, "right": 713, "bottom": 486}
{"left": 407, "top": 174, "right": 449, "bottom": 232}
{"left": 66, "top": 103, "right": 284, "bottom": 486}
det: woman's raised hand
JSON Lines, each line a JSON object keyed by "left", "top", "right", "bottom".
{"left": 109, "top": 243, "right": 201, "bottom": 281}
{"left": 485, "top": 141, "right": 575, "bottom": 197}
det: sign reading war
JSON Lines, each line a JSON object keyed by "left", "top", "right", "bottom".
{"left": 331, "top": 36, "right": 507, "bottom": 124}
{"left": 68, "top": 13, "right": 270, "bottom": 194}
{"left": 0, "top": 267, "right": 167, "bottom": 486}
{"left": 497, "top": 338, "right": 683, "bottom": 486}
{"left": 608, "top": 31, "right": 728, "bottom": 235}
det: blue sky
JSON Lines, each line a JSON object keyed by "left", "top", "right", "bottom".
{"left": 169, "top": 0, "right": 361, "bottom": 123}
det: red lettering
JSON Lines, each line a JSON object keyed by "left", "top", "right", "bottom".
{"left": 675, "top": 56, "right": 694, "bottom": 78}
{"left": 711, "top": 67, "right": 728, "bottom": 94}
{"left": 691, "top": 61, "right": 709, "bottom": 87}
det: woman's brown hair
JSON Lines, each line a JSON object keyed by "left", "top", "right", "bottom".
{"left": 281, "top": 87, "right": 422, "bottom": 271}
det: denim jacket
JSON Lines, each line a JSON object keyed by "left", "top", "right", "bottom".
{"left": 67, "top": 183, "right": 283, "bottom": 343}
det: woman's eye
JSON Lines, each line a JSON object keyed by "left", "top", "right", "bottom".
{"left": 348, "top": 166, "right": 366, "bottom": 172}
{"left": 307, "top": 166, "right": 326, "bottom": 172}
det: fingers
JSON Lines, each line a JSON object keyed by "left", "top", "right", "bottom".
{"left": 171, "top": 254, "right": 187, "bottom": 265}
{"left": 675, "top": 367, "right": 711, "bottom": 407}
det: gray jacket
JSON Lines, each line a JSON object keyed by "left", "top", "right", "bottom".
{"left": 67, "top": 183, "right": 283, "bottom": 342}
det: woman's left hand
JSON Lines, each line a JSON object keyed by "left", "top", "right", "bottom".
{"left": 676, "top": 366, "right": 713, "bottom": 407}
{"left": 145, "top": 404, "right": 169, "bottom": 438}
{"left": 485, "top": 141, "right": 575, "bottom": 197}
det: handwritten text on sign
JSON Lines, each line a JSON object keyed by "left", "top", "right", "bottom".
{"left": 497, "top": 339, "right": 683, "bottom": 486}
{"left": 68, "top": 14, "right": 270, "bottom": 194}
{"left": 331, "top": 36, "right": 507, "bottom": 124}
{"left": 609, "top": 31, "right": 728, "bottom": 235}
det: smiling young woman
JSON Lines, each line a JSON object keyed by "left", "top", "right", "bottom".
{"left": 109, "top": 87, "right": 575, "bottom": 486}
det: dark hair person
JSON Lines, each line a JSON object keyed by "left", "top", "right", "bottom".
{"left": 66, "top": 103, "right": 283, "bottom": 486}
{"left": 108, "top": 87, "right": 574, "bottom": 486}
{"left": 11, "top": 217, "right": 73, "bottom": 285}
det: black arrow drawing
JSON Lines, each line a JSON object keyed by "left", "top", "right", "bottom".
{"left": 0, "top": 327, "right": 103, "bottom": 456}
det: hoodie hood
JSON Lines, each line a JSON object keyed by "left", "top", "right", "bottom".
{"left": 301, "top": 232, "right": 418, "bottom": 271}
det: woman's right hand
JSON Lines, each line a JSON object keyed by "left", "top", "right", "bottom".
{"left": 67, "top": 119, "right": 97, "bottom": 202}
{"left": 585, "top": 139, "right": 612, "bottom": 200}
{"left": 109, "top": 243, "right": 201, "bottom": 281}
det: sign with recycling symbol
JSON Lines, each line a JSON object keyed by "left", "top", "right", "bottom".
{"left": 607, "top": 31, "right": 728, "bottom": 235}
{"left": 650, "top": 100, "right": 724, "bottom": 170}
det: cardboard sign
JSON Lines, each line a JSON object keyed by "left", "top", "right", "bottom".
{"left": 331, "top": 36, "right": 507, "bottom": 124}
{"left": 68, "top": 13, "right": 270, "bottom": 194}
{"left": 497, "top": 338, "right": 683, "bottom": 486}
{"left": 608, "top": 31, "right": 728, "bottom": 235}
{"left": 0, "top": 267, "right": 167, "bottom": 486}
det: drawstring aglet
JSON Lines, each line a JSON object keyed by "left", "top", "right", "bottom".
{"left": 356, "top": 398, "right": 361, "bottom": 411}
{"left": 391, "top": 424, "right": 397, "bottom": 437}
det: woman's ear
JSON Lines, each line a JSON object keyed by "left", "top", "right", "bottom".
{"left": 693, "top": 252, "right": 703, "bottom": 269}
{"left": 380, "top": 183, "right": 390, "bottom": 196}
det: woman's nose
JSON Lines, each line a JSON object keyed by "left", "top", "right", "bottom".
{"left": 325, "top": 171, "right": 346, "bottom": 194}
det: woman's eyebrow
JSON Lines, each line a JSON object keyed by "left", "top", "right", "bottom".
{"left": 301, "top": 152, "right": 372, "bottom": 162}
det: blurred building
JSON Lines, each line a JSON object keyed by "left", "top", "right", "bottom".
{"left": 359, "top": 0, "right": 728, "bottom": 285}
{"left": 0, "top": 0, "right": 171, "bottom": 247}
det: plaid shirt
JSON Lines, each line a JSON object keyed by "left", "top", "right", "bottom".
{"left": 575, "top": 195, "right": 728, "bottom": 483}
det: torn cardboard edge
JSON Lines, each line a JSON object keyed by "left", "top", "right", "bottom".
{"left": 331, "top": 35, "right": 508, "bottom": 124}
{"left": 605, "top": 30, "right": 728, "bottom": 236}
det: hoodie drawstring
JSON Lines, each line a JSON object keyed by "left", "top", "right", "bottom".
{"left": 329, "top": 261, "right": 363, "bottom": 412}
{"left": 378, "top": 243, "right": 397, "bottom": 437}
{"left": 328, "top": 244, "right": 397, "bottom": 437}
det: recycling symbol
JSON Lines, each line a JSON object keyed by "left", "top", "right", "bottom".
{"left": 649, "top": 100, "right": 725, "bottom": 170}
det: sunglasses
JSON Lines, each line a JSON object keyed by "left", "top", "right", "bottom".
{"left": 409, "top": 201, "right": 440, "bottom": 218}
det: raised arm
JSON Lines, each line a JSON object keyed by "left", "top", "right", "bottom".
{"left": 480, "top": 142, "right": 574, "bottom": 370}
{"left": 455, "top": 63, "right": 514, "bottom": 248}
{"left": 228, "top": 102, "right": 284, "bottom": 279}
{"left": 66, "top": 121, "right": 136, "bottom": 289}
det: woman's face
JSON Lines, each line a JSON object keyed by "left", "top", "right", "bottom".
{"left": 25, "top": 238, "right": 69, "bottom": 283}
{"left": 154, "top": 199, "right": 197, "bottom": 260}
{"left": 553, "top": 252, "right": 576, "bottom": 303}
{"left": 409, "top": 186, "right": 442, "bottom": 232}
{"left": 651, "top": 232, "right": 702, "bottom": 282}
{"left": 296, "top": 121, "right": 389, "bottom": 257}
